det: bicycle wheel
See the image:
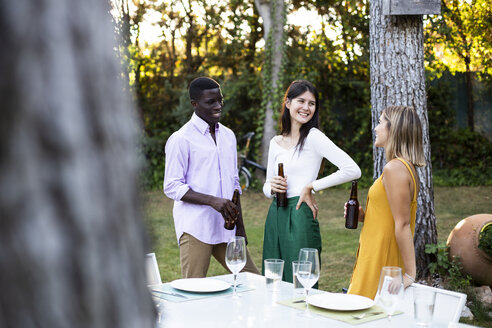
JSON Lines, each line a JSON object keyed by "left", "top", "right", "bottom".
{"left": 239, "top": 167, "right": 251, "bottom": 191}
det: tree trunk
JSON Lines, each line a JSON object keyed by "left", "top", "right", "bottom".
{"left": 465, "top": 57, "right": 475, "bottom": 131}
{"left": 254, "top": 0, "right": 286, "bottom": 167}
{"left": 116, "top": 0, "right": 131, "bottom": 77}
{"left": 370, "top": 2, "right": 437, "bottom": 278}
{"left": 0, "top": 1, "right": 155, "bottom": 327}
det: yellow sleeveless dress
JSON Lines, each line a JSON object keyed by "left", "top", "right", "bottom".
{"left": 347, "top": 158, "right": 417, "bottom": 299}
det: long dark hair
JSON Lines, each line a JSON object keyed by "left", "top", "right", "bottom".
{"left": 280, "top": 80, "right": 320, "bottom": 151}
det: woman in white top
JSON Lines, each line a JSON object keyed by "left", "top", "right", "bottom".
{"left": 262, "top": 80, "right": 361, "bottom": 282}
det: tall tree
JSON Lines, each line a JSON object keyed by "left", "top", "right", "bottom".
{"left": 254, "top": 0, "right": 287, "bottom": 166}
{"left": 426, "top": 0, "right": 492, "bottom": 132}
{"left": 0, "top": 0, "right": 155, "bottom": 327}
{"left": 370, "top": 2, "right": 437, "bottom": 276}
{"left": 111, "top": 0, "right": 132, "bottom": 78}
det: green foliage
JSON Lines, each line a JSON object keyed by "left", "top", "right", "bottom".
{"left": 138, "top": 130, "right": 168, "bottom": 189}
{"left": 220, "top": 69, "right": 263, "bottom": 139}
{"left": 478, "top": 223, "right": 492, "bottom": 258}
{"left": 432, "top": 167, "right": 492, "bottom": 186}
{"left": 110, "top": 0, "right": 491, "bottom": 189}
{"left": 424, "top": 242, "right": 472, "bottom": 292}
{"left": 425, "top": 0, "right": 492, "bottom": 77}
{"left": 425, "top": 242, "right": 450, "bottom": 275}
{"left": 465, "top": 290, "right": 492, "bottom": 327}
{"left": 172, "top": 82, "right": 194, "bottom": 126}
{"left": 427, "top": 76, "right": 492, "bottom": 186}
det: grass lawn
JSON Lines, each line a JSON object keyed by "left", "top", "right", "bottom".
{"left": 143, "top": 185, "right": 492, "bottom": 325}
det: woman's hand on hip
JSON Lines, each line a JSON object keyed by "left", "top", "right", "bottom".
{"left": 297, "top": 184, "right": 317, "bottom": 219}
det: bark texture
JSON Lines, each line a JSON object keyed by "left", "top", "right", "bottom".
{"left": 370, "top": 1, "right": 437, "bottom": 277}
{"left": 465, "top": 65, "right": 475, "bottom": 131}
{"left": 0, "top": 1, "right": 155, "bottom": 327}
{"left": 254, "top": 0, "right": 285, "bottom": 167}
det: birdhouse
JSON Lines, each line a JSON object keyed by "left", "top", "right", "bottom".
{"left": 383, "top": 0, "right": 441, "bottom": 15}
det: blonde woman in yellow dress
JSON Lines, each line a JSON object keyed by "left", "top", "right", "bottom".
{"left": 346, "top": 106, "right": 425, "bottom": 299}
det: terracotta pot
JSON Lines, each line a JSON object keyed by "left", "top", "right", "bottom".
{"left": 447, "top": 213, "right": 492, "bottom": 286}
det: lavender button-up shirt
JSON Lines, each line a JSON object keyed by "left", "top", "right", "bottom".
{"left": 163, "top": 113, "right": 240, "bottom": 245}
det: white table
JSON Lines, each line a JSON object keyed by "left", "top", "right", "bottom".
{"left": 154, "top": 272, "right": 475, "bottom": 328}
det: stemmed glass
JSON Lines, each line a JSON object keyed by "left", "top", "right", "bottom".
{"left": 293, "top": 260, "right": 312, "bottom": 315}
{"left": 297, "top": 248, "right": 320, "bottom": 317}
{"left": 225, "top": 236, "right": 246, "bottom": 298}
{"left": 375, "top": 266, "right": 404, "bottom": 327}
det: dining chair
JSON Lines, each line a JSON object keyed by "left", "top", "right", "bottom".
{"left": 400, "top": 283, "right": 467, "bottom": 323}
{"left": 145, "top": 252, "right": 162, "bottom": 286}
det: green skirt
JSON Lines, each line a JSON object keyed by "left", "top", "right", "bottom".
{"left": 262, "top": 196, "right": 322, "bottom": 283}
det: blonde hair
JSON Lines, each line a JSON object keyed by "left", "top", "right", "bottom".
{"left": 383, "top": 106, "right": 426, "bottom": 167}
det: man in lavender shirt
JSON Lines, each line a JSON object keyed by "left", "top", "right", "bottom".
{"left": 164, "top": 77, "right": 259, "bottom": 278}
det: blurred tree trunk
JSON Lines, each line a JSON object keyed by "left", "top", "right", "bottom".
{"left": 370, "top": 3, "right": 437, "bottom": 278}
{"left": 254, "top": 0, "right": 286, "bottom": 167}
{"left": 0, "top": 0, "right": 155, "bottom": 327}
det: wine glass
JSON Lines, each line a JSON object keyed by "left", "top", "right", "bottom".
{"left": 293, "top": 260, "right": 312, "bottom": 315}
{"left": 375, "top": 266, "right": 404, "bottom": 327}
{"left": 225, "top": 236, "right": 246, "bottom": 298}
{"left": 297, "top": 248, "right": 320, "bottom": 316}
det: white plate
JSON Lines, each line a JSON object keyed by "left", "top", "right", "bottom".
{"left": 170, "top": 278, "right": 231, "bottom": 293}
{"left": 307, "top": 293, "right": 374, "bottom": 311}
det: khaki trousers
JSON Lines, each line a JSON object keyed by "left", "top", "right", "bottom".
{"left": 179, "top": 232, "right": 260, "bottom": 278}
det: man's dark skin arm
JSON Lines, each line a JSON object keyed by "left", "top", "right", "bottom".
{"left": 181, "top": 189, "right": 238, "bottom": 222}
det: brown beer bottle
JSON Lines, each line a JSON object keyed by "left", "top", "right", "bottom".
{"left": 224, "top": 189, "right": 240, "bottom": 230}
{"left": 276, "top": 163, "right": 287, "bottom": 207}
{"left": 345, "top": 180, "right": 359, "bottom": 229}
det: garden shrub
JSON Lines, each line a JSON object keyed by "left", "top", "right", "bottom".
{"left": 427, "top": 80, "right": 492, "bottom": 187}
{"left": 478, "top": 223, "right": 492, "bottom": 258}
{"left": 425, "top": 242, "right": 472, "bottom": 292}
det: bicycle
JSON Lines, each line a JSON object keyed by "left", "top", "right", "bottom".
{"left": 238, "top": 132, "right": 266, "bottom": 191}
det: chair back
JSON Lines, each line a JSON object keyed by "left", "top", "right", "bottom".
{"left": 145, "top": 252, "right": 162, "bottom": 286}
{"left": 401, "top": 283, "right": 467, "bottom": 323}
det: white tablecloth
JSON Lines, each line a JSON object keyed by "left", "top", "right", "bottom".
{"left": 154, "top": 272, "right": 475, "bottom": 328}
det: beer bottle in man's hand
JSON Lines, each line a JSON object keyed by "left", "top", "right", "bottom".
{"left": 345, "top": 180, "right": 359, "bottom": 229}
{"left": 224, "top": 189, "right": 240, "bottom": 230}
{"left": 276, "top": 163, "right": 287, "bottom": 207}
